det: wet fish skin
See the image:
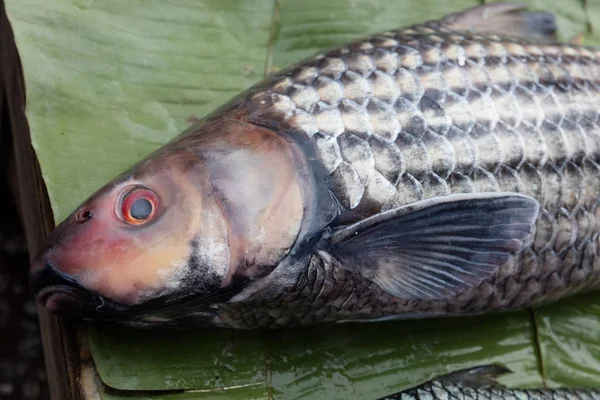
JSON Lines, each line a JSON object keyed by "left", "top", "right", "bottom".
{"left": 27, "top": 3, "right": 600, "bottom": 328}
{"left": 376, "top": 365, "right": 600, "bottom": 400}
{"left": 213, "top": 4, "right": 600, "bottom": 328}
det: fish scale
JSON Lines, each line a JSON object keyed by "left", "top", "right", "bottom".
{"left": 375, "top": 365, "right": 600, "bottom": 400}
{"left": 261, "top": 28, "right": 600, "bottom": 215}
{"left": 219, "top": 234, "right": 595, "bottom": 328}
{"left": 211, "top": 17, "right": 600, "bottom": 328}
{"left": 248, "top": 30, "right": 600, "bottom": 216}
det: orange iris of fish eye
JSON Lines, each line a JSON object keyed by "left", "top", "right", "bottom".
{"left": 120, "top": 188, "right": 158, "bottom": 225}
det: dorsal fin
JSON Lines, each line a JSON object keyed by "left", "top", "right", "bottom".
{"left": 440, "top": 2, "right": 557, "bottom": 42}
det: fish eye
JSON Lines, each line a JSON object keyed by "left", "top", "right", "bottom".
{"left": 130, "top": 198, "right": 152, "bottom": 220}
{"left": 118, "top": 186, "right": 159, "bottom": 225}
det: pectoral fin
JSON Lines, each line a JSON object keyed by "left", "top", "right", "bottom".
{"left": 440, "top": 2, "right": 557, "bottom": 42}
{"left": 330, "top": 193, "right": 539, "bottom": 301}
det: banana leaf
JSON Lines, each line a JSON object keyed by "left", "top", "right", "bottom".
{"left": 4, "top": 0, "right": 600, "bottom": 399}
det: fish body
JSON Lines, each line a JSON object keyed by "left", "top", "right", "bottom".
{"left": 377, "top": 365, "right": 600, "bottom": 400}
{"left": 29, "top": 3, "right": 600, "bottom": 329}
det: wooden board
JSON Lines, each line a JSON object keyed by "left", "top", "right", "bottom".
{"left": 0, "top": 1, "right": 81, "bottom": 399}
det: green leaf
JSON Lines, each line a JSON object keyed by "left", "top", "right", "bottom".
{"left": 87, "top": 312, "right": 541, "bottom": 397}
{"left": 100, "top": 384, "right": 270, "bottom": 400}
{"left": 6, "top": 0, "right": 276, "bottom": 224}
{"left": 87, "top": 327, "right": 266, "bottom": 391}
{"left": 535, "top": 292, "right": 600, "bottom": 387}
{"left": 5, "top": 0, "right": 600, "bottom": 399}
{"left": 264, "top": 314, "right": 541, "bottom": 399}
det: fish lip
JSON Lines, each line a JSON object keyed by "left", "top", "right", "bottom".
{"left": 30, "top": 262, "right": 139, "bottom": 321}
{"left": 36, "top": 284, "right": 76, "bottom": 303}
{"left": 35, "top": 285, "right": 88, "bottom": 318}
{"left": 30, "top": 261, "right": 94, "bottom": 318}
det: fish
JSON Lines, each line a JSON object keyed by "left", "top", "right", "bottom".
{"left": 29, "top": 2, "right": 600, "bottom": 329}
{"left": 376, "top": 365, "right": 600, "bottom": 400}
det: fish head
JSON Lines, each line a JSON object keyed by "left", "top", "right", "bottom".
{"left": 29, "top": 119, "right": 308, "bottom": 325}
{"left": 28, "top": 147, "right": 227, "bottom": 321}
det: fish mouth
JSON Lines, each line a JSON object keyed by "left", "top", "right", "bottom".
{"left": 30, "top": 260, "right": 94, "bottom": 318}
{"left": 28, "top": 260, "right": 232, "bottom": 325}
